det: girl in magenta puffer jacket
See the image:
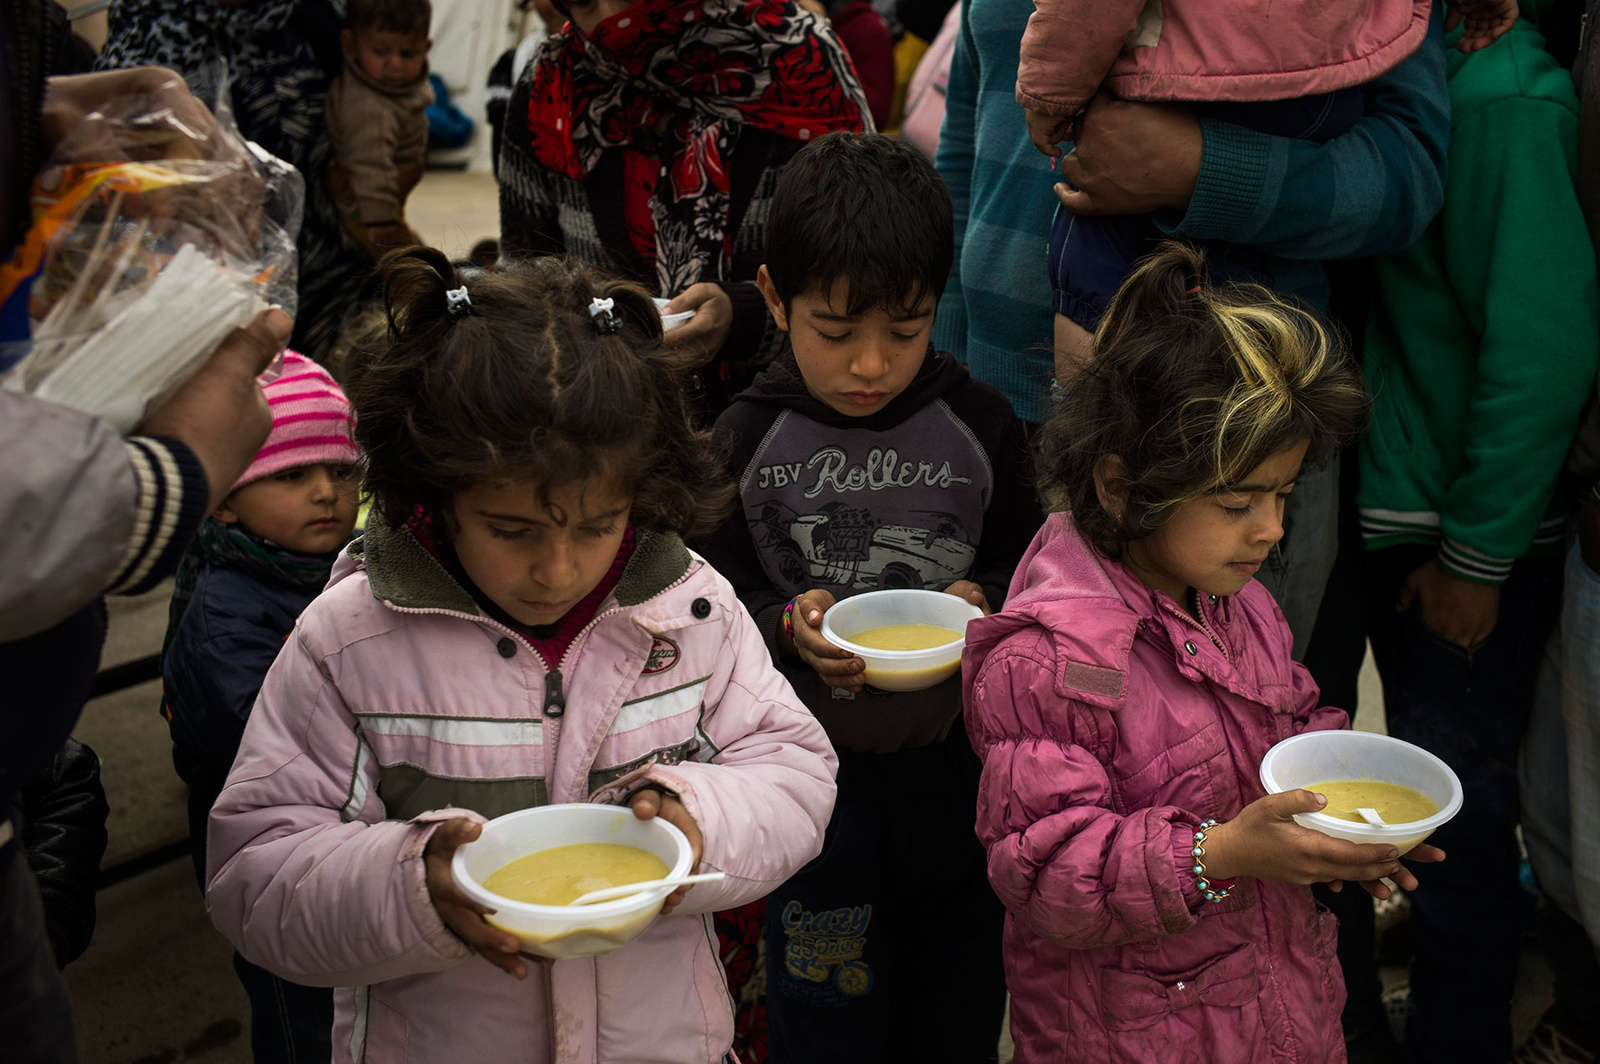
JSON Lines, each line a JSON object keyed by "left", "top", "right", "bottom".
{"left": 961, "top": 243, "right": 1445, "bottom": 1063}
{"left": 203, "top": 249, "right": 838, "bottom": 1064}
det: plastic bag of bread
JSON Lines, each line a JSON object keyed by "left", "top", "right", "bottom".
{"left": 0, "top": 65, "right": 302, "bottom": 432}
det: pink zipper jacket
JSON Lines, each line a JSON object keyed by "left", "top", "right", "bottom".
{"left": 961, "top": 514, "right": 1349, "bottom": 1062}
{"left": 204, "top": 517, "right": 838, "bottom": 1064}
{"left": 1017, "top": 0, "right": 1433, "bottom": 116}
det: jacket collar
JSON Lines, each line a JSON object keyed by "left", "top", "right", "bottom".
{"left": 348, "top": 512, "right": 694, "bottom": 616}
{"left": 964, "top": 514, "right": 1253, "bottom": 710}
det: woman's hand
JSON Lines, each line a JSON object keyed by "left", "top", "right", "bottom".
{"left": 43, "top": 67, "right": 220, "bottom": 160}
{"left": 660, "top": 283, "right": 732, "bottom": 368}
{"left": 784, "top": 588, "right": 866, "bottom": 692}
{"left": 1198, "top": 790, "right": 1446, "bottom": 899}
{"left": 628, "top": 788, "right": 705, "bottom": 914}
{"left": 1443, "top": 0, "right": 1520, "bottom": 53}
{"left": 423, "top": 818, "right": 530, "bottom": 979}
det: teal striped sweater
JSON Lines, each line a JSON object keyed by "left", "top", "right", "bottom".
{"left": 934, "top": 0, "right": 1449, "bottom": 426}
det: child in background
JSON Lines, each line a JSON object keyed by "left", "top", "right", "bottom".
{"left": 1020, "top": 0, "right": 1520, "bottom": 377}
{"left": 963, "top": 243, "right": 1444, "bottom": 1063}
{"left": 204, "top": 249, "right": 838, "bottom": 1063}
{"left": 161, "top": 351, "right": 361, "bottom": 1062}
{"left": 696, "top": 131, "right": 1038, "bottom": 1063}
{"left": 326, "top": 0, "right": 435, "bottom": 256}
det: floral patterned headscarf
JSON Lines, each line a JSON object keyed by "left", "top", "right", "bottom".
{"left": 521, "top": 0, "right": 870, "bottom": 292}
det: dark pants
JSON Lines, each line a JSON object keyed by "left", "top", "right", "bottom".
{"left": 1538, "top": 899, "right": 1600, "bottom": 1047}
{"left": 187, "top": 787, "right": 333, "bottom": 1063}
{"left": 0, "top": 847, "right": 79, "bottom": 1063}
{"left": 765, "top": 727, "right": 1006, "bottom": 1064}
{"left": 230, "top": 952, "right": 334, "bottom": 1064}
{"left": 1365, "top": 544, "right": 1564, "bottom": 1064}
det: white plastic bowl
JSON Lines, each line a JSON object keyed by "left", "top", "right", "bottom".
{"left": 1259, "top": 730, "right": 1463, "bottom": 852}
{"left": 652, "top": 297, "right": 694, "bottom": 333}
{"left": 451, "top": 803, "right": 693, "bottom": 959}
{"left": 820, "top": 588, "right": 984, "bottom": 692}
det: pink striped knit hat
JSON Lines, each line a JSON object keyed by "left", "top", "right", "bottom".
{"left": 232, "top": 352, "right": 362, "bottom": 491}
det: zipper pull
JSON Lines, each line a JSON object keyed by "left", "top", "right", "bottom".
{"left": 543, "top": 670, "right": 566, "bottom": 718}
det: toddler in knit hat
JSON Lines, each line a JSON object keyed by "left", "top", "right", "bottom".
{"left": 218, "top": 351, "right": 364, "bottom": 548}
{"left": 158, "top": 351, "right": 361, "bottom": 1062}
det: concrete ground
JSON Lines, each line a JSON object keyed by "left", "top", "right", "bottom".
{"left": 60, "top": 170, "right": 1556, "bottom": 1062}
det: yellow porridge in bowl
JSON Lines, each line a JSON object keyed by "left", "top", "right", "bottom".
{"left": 847, "top": 624, "right": 962, "bottom": 651}
{"left": 482, "top": 842, "right": 670, "bottom": 907}
{"left": 1306, "top": 780, "right": 1440, "bottom": 825}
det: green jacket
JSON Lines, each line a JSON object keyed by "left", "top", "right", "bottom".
{"left": 1359, "top": 0, "right": 1600, "bottom": 583}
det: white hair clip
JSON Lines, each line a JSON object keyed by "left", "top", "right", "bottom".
{"left": 589, "top": 296, "right": 621, "bottom": 334}
{"left": 445, "top": 286, "right": 472, "bottom": 316}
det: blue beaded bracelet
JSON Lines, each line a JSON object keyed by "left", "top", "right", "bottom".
{"left": 1191, "top": 819, "right": 1233, "bottom": 903}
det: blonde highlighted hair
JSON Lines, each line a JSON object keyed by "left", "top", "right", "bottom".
{"left": 1038, "top": 241, "right": 1369, "bottom": 554}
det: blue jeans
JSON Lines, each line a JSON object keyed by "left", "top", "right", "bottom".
{"left": 1365, "top": 545, "right": 1564, "bottom": 1064}
{"left": 1520, "top": 538, "right": 1600, "bottom": 1038}
{"left": 231, "top": 951, "right": 334, "bottom": 1064}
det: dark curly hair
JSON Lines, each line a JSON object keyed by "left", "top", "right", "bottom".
{"left": 1037, "top": 241, "right": 1369, "bottom": 556}
{"left": 346, "top": 0, "right": 430, "bottom": 35}
{"left": 344, "top": 247, "right": 733, "bottom": 537}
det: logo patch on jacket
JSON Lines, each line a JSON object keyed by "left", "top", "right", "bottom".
{"left": 642, "top": 636, "right": 681, "bottom": 675}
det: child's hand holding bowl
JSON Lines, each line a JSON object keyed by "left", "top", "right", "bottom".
{"left": 1200, "top": 790, "right": 1446, "bottom": 901}
{"left": 786, "top": 588, "right": 867, "bottom": 692}
{"left": 787, "top": 583, "right": 989, "bottom": 692}
{"left": 627, "top": 787, "right": 704, "bottom": 914}
{"left": 425, "top": 817, "right": 532, "bottom": 980}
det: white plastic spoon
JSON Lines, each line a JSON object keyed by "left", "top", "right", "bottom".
{"left": 569, "top": 871, "right": 727, "bottom": 907}
{"left": 1353, "top": 807, "right": 1387, "bottom": 826}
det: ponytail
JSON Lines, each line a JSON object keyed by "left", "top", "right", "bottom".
{"left": 1037, "top": 241, "right": 1368, "bottom": 554}
{"left": 379, "top": 245, "right": 467, "bottom": 342}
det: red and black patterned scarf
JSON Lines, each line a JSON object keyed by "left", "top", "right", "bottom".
{"left": 522, "top": 0, "right": 869, "bottom": 294}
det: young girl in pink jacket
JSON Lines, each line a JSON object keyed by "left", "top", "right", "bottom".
{"left": 961, "top": 243, "right": 1445, "bottom": 1062}
{"left": 202, "top": 248, "right": 838, "bottom": 1063}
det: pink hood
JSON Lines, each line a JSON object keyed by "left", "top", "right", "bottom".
{"left": 205, "top": 519, "right": 837, "bottom": 1063}
{"left": 1018, "top": 0, "right": 1433, "bottom": 116}
{"left": 961, "top": 514, "right": 1348, "bottom": 1062}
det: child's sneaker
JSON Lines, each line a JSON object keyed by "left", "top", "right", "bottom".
{"left": 1381, "top": 981, "right": 1414, "bottom": 1042}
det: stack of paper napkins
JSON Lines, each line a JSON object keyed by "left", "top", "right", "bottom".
{"left": 5, "top": 244, "right": 265, "bottom": 434}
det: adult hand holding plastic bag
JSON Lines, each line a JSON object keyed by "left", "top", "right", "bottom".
{"left": 0, "top": 64, "right": 304, "bottom": 434}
